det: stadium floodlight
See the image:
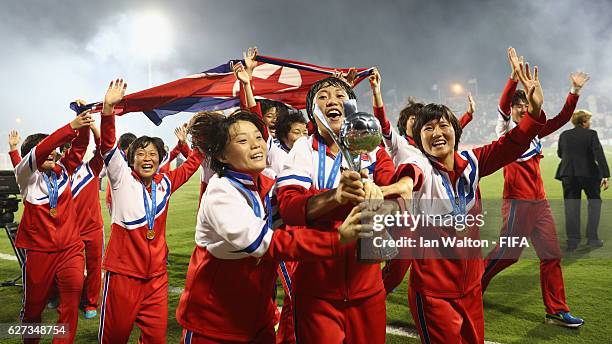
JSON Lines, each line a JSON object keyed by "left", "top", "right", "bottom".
{"left": 15, "top": 118, "right": 22, "bottom": 124}
{"left": 131, "top": 12, "right": 172, "bottom": 86}
{"left": 132, "top": 12, "right": 171, "bottom": 57}
{"left": 451, "top": 83, "right": 464, "bottom": 95}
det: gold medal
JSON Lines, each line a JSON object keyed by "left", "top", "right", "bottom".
{"left": 146, "top": 229, "right": 155, "bottom": 240}
{"left": 49, "top": 208, "right": 57, "bottom": 218}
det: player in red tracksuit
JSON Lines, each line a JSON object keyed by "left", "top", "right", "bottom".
{"left": 276, "top": 73, "right": 414, "bottom": 344}
{"left": 371, "top": 77, "right": 476, "bottom": 295}
{"left": 481, "top": 48, "right": 589, "bottom": 328}
{"left": 13, "top": 110, "right": 110, "bottom": 319}
{"left": 175, "top": 110, "right": 380, "bottom": 343}
{"left": 69, "top": 122, "right": 105, "bottom": 319}
{"left": 267, "top": 110, "right": 308, "bottom": 344}
{"left": 97, "top": 79, "right": 204, "bottom": 344}
{"left": 10, "top": 129, "right": 81, "bottom": 312}
{"left": 14, "top": 111, "right": 95, "bottom": 344}
{"left": 238, "top": 52, "right": 306, "bottom": 343}
{"left": 375, "top": 92, "right": 475, "bottom": 167}
{"left": 392, "top": 56, "right": 545, "bottom": 343}
{"left": 12, "top": 123, "right": 106, "bottom": 320}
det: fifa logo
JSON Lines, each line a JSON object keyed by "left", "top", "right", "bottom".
{"left": 499, "top": 237, "right": 529, "bottom": 247}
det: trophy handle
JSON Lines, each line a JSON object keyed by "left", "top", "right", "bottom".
{"left": 312, "top": 103, "right": 358, "bottom": 170}
{"left": 312, "top": 103, "right": 398, "bottom": 263}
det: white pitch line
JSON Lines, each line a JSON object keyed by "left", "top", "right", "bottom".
{"left": 386, "top": 325, "right": 502, "bottom": 344}
{"left": 169, "top": 286, "right": 184, "bottom": 294}
{"left": 386, "top": 324, "right": 420, "bottom": 338}
{"left": 0, "top": 253, "right": 17, "bottom": 261}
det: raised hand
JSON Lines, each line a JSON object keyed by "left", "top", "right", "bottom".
{"left": 70, "top": 110, "right": 95, "bottom": 129}
{"left": 332, "top": 69, "right": 344, "bottom": 80}
{"left": 570, "top": 72, "right": 590, "bottom": 94}
{"left": 232, "top": 61, "right": 250, "bottom": 85}
{"left": 103, "top": 78, "right": 127, "bottom": 115}
{"left": 517, "top": 63, "right": 543, "bottom": 118}
{"left": 331, "top": 70, "right": 350, "bottom": 87}
{"left": 75, "top": 99, "right": 87, "bottom": 107}
{"left": 345, "top": 67, "right": 358, "bottom": 87}
{"left": 369, "top": 68, "right": 384, "bottom": 108}
{"left": 75, "top": 99, "right": 91, "bottom": 117}
{"left": 512, "top": 48, "right": 535, "bottom": 91}
{"left": 8, "top": 130, "right": 20, "bottom": 151}
{"left": 243, "top": 46, "right": 258, "bottom": 79}
{"left": 174, "top": 124, "right": 188, "bottom": 143}
{"left": 507, "top": 47, "right": 523, "bottom": 81}
{"left": 466, "top": 93, "right": 476, "bottom": 114}
{"left": 331, "top": 68, "right": 358, "bottom": 88}
{"left": 368, "top": 67, "right": 382, "bottom": 94}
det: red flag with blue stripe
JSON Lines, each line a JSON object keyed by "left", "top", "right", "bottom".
{"left": 71, "top": 56, "right": 373, "bottom": 125}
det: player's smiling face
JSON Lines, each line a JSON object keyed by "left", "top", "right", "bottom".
{"left": 284, "top": 122, "right": 308, "bottom": 149}
{"left": 40, "top": 151, "right": 58, "bottom": 171}
{"left": 219, "top": 120, "right": 266, "bottom": 173}
{"left": 420, "top": 117, "right": 455, "bottom": 160}
{"left": 263, "top": 107, "right": 277, "bottom": 138}
{"left": 133, "top": 144, "right": 160, "bottom": 182}
{"left": 314, "top": 85, "right": 348, "bottom": 135}
{"left": 511, "top": 101, "right": 528, "bottom": 123}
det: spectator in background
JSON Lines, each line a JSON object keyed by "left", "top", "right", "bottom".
{"left": 556, "top": 109, "right": 610, "bottom": 250}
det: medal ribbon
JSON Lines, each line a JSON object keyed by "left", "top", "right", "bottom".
{"left": 226, "top": 176, "right": 272, "bottom": 230}
{"left": 440, "top": 172, "right": 466, "bottom": 216}
{"left": 316, "top": 136, "right": 342, "bottom": 190}
{"left": 42, "top": 172, "right": 59, "bottom": 210}
{"left": 142, "top": 180, "right": 157, "bottom": 232}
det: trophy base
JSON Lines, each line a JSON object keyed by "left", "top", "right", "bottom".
{"left": 356, "top": 232, "right": 398, "bottom": 264}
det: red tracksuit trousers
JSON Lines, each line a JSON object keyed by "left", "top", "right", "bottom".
{"left": 482, "top": 200, "right": 569, "bottom": 315}
{"left": 276, "top": 261, "right": 297, "bottom": 344}
{"left": 409, "top": 286, "right": 484, "bottom": 344}
{"left": 81, "top": 228, "right": 103, "bottom": 311}
{"left": 98, "top": 271, "right": 168, "bottom": 344}
{"left": 293, "top": 290, "right": 387, "bottom": 344}
{"left": 180, "top": 326, "right": 276, "bottom": 344}
{"left": 21, "top": 242, "right": 84, "bottom": 344}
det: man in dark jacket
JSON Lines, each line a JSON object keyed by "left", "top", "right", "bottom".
{"left": 556, "top": 110, "right": 609, "bottom": 251}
